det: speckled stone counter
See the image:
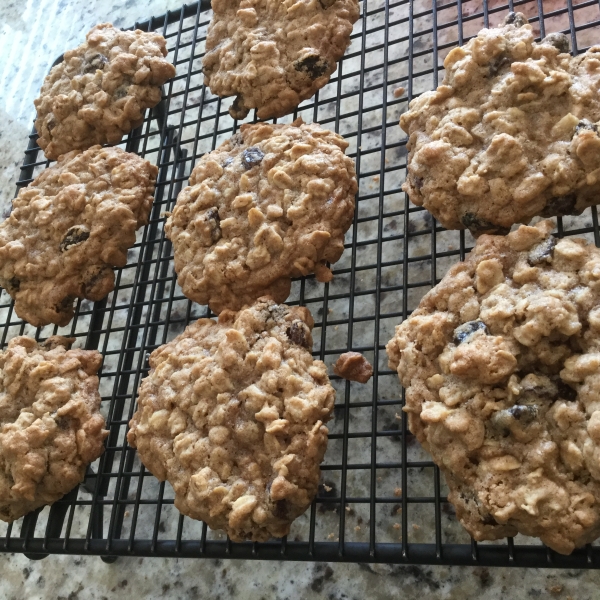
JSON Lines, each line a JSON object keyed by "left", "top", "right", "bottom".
{"left": 1, "top": 1, "right": 600, "bottom": 598}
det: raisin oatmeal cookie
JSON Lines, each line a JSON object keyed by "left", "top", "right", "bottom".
{"left": 387, "top": 220, "right": 600, "bottom": 554}
{"left": 127, "top": 298, "right": 335, "bottom": 542}
{"left": 34, "top": 23, "right": 176, "bottom": 160}
{"left": 400, "top": 13, "right": 600, "bottom": 236}
{"left": 165, "top": 119, "right": 357, "bottom": 314}
{"left": 0, "top": 336, "right": 107, "bottom": 522}
{"left": 202, "top": 0, "right": 359, "bottom": 120}
{"left": 0, "top": 146, "right": 157, "bottom": 327}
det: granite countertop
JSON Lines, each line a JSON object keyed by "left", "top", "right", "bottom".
{"left": 1, "top": 0, "right": 600, "bottom": 598}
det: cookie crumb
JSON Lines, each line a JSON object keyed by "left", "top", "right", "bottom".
{"left": 354, "top": 525, "right": 361, "bottom": 532}
{"left": 393, "top": 523, "right": 401, "bottom": 530}
{"left": 412, "top": 524, "right": 420, "bottom": 531}
{"left": 394, "top": 487, "right": 403, "bottom": 497}
{"left": 547, "top": 585, "right": 563, "bottom": 595}
{"left": 393, "top": 86, "right": 406, "bottom": 98}
{"left": 333, "top": 352, "right": 374, "bottom": 383}
{"left": 323, "top": 484, "right": 332, "bottom": 492}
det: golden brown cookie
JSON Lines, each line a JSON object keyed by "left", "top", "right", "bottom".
{"left": 165, "top": 119, "right": 357, "bottom": 314}
{"left": 34, "top": 23, "right": 176, "bottom": 160}
{"left": 0, "top": 146, "right": 157, "bottom": 327}
{"left": 128, "top": 298, "right": 335, "bottom": 542}
{"left": 0, "top": 336, "right": 107, "bottom": 522}
{"left": 387, "top": 221, "right": 600, "bottom": 554}
{"left": 203, "top": 0, "right": 359, "bottom": 120}
{"left": 400, "top": 13, "right": 600, "bottom": 235}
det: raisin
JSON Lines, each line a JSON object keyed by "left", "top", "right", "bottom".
{"left": 294, "top": 55, "right": 329, "bottom": 79}
{"left": 6, "top": 277, "right": 19, "bottom": 292}
{"left": 230, "top": 95, "right": 249, "bottom": 120}
{"left": 460, "top": 213, "right": 510, "bottom": 236}
{"left": 286, "top": 320, "right": 310, "bottom": 348}
{"left": 527, "top": 236, "right": 556, "bottom": 265}
{"left": 204, "top": 207, "right": 221, "bottom": 243}
{"left": 488, "top": 55, "right": 510, "bottom": 77}
{"left": 540, "top": 195, "right": 578, "bottom": 218}
{"left": 412, "top": 175, "right": 424, "bottom": 190}
{"left": 557, "top": 379, "right": 578, "bottom": 401}
{"left": 542, "top": 33, "right": 570, "bottom": 54}
{"left": 508, "top": 404, "right": 538, "bottom": 423}
{"left": 241, "top": 147, "right": 265, "bottom": 170}
{"left": 60, "top": 226, "right": 90, "bottom": 252}
{"left": 83, "top": 266, "right": 111, "bottom": 296}
{"left": 481, "top": 514, "right": 498, "bottom": 526}
{"left": 575, "top": 119, "right": 599, "bottom": 135}
{"left": 223, "top": 157, "right": 234, "bottom": 167}
{"left": 453, "top": 320, "right": 488, "bottom": 345}
{"left": 504, "top": 12, "right": 527, "bottom": 27}
{"left": 83, "top": 53, "right": 108, "bottom": 74}
{"left": 273, "top": 499, "right": 289, "bottom": 519}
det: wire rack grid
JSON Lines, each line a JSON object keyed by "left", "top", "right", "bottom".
{"left": 2, "top": 0, "right": 600, "bottom": 568}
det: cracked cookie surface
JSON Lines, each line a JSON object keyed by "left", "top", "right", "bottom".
{"left": 0, "top": 336, "right": 107, "bottom": 522}
{"left": 127, "top": 298, "right": 335, "bottom": 542}
{"left": 34, "top": 23, "right": 176, "bottom": 160}
{"left": 165, "top": 119, "right": 357, "bottom": 314}
{"left": 387, "top": 220, "right": 600, "bottom": 554}
{"left": 202, "top": 0, "right": 359, "bottom": 120}
{"left": 400, "top": 13, "right": 600, "bottom": 236}
{"left": 0, "top": 145, "right": 158, "bottom": 327}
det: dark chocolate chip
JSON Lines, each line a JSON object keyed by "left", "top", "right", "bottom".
{"left": 453, "top": 320, "right": 488, "bottom": 345}
{"left": 286, "top": 320, "right": 310, "bottom": 348}
{"left": 460, "top": 213, "right": 510, "bottom": 236}
{"left": 540, "top": 195, "right": 578, "bottom": 218}
{"left": 83, "top": 53, "right": 108, "bottom": 74}
{"left": 241, "top": 147, "right": 265, "bottom": 170}
{"left": 542, "top": 33, "right": 570, "bottom": 54}
{"left": 203, "top": 207, "right": 221, "bottom": 243}
{"left": 294, "top": 55, "right": 329, "bottom": 79}
{"left": 556, "top": 379, "right": 578, "bottom": 401}
{"left": 504, "top": 12, "right": 527, "bottom": 27}
{"left": 488, "top": 55, "right": 510, "bottom": 77}
{"left": 60, "top": 226, "right": 90, "bottom": 252}
{"left": 527, "top": 236, "right": 557, "bottom": 265}
{"left": 273, "top": 499, "right": 290, "bottom": 519}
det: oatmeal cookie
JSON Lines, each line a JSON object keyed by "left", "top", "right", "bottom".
{"left": 202, "top": 0, "right": 359, "bottom": 120}
{"left": 34, "top": 23, "right": 176, "bottom": 160}
{"left": 0, "top": 336, "right": 107, "bottom": 522}
{"left": 165, "top": 119, "right": 357, "bottom": 313}
{"left": 400, "top": 13, "right": 600, "bottom": 236}
{"left": 387, "top": 220, "right": 600, "bottom": 554}
{"left": 128, "top": 298, "right": 335, "bottom": 541}
{"left": 0, "top": 145, "right": 158, "bottom": 327}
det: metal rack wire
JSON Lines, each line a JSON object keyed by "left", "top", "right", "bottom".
{"left": 2, "top": 0, "right": 600, "bottom": 567}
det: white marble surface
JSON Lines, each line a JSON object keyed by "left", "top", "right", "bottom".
{"left": 2, "top": 0, "right": 600, "bottom": 597}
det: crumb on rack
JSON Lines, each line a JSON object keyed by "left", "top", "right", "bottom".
{"left": 333, "top": 351, "right": 374, "bottom": 383}
{"left": 393, "top": 86, "right": 406, "bottom": 98}
{"left": 394, "top": 487, "right": 403, "bottom": 497}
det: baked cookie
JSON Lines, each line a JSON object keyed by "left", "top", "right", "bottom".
{"left": 128, "top": 298, "right": 335, "bottom": 542}
{"left": 0, "top": 336, "right": 107, "bottom": 522}
{"left": 400, "top": 13, "right": 600, "bottom": 236}
{"left": 34, "top": 23, "right": 176, "bottom": 160}
{"left": 0, "top": 146, "right": 157, "bottom": 327}
{"left": 165, "top": 119, "right": 357, "bottom": 314}
{"left": 387, "top": 220, "right": 600, "bottom": 554}
{"left": 202, "top": 0, "right": 359, "bottom": 120}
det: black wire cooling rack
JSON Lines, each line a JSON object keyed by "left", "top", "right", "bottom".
{"left": 3, "top": 0, "right": 600, "bottom": 568}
